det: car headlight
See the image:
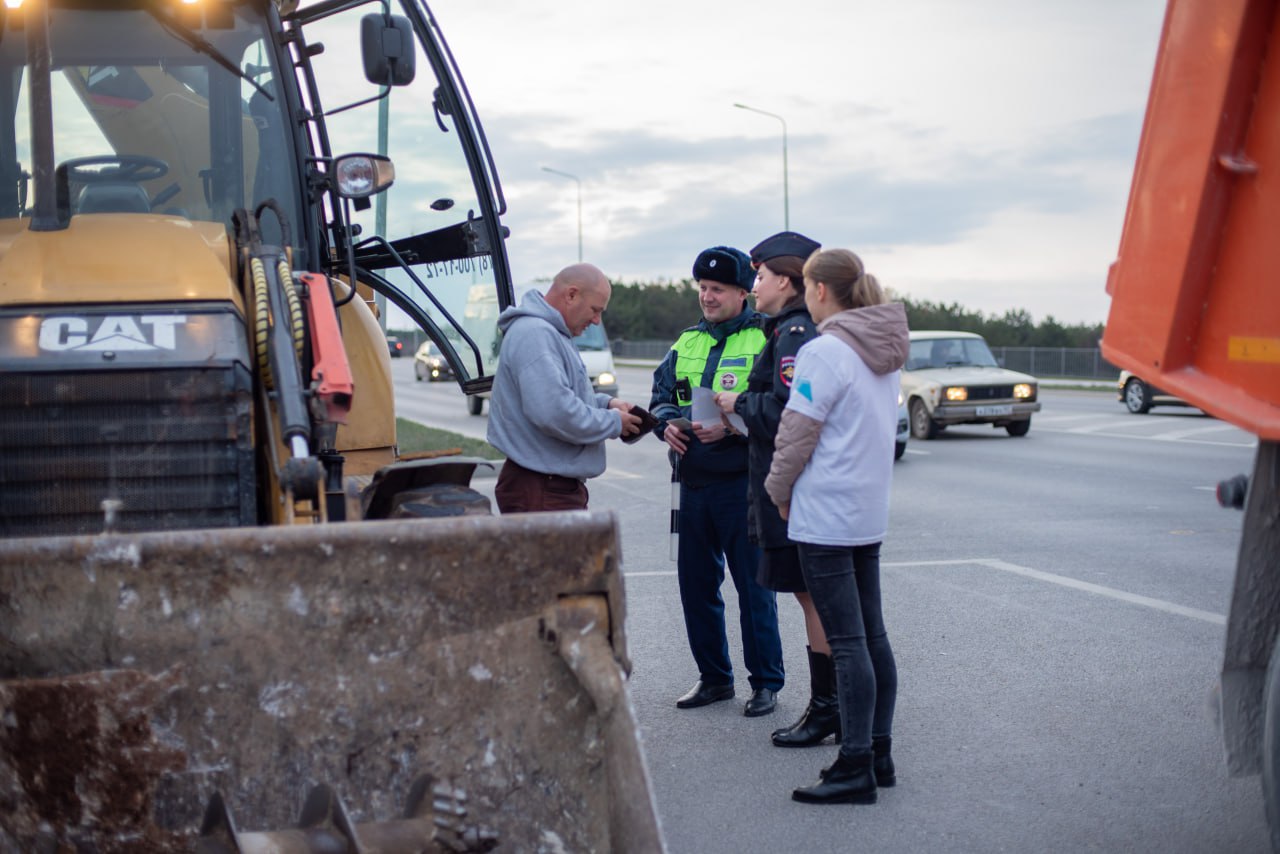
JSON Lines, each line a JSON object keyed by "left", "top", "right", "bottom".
{"left": 945, "top": 386, "right": 968, "bottom": 402}
{"left": 597, "top": 371, "right": 616, "bottom": 387}
{"left": 897, "top": 389, "right": 904, "bottom": 407}
{"left": 1013, "top": 383, "right": 1034, "bottom": 399}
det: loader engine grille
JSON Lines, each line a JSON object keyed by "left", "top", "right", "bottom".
{"left": 0, "top": 304, "right": 259, "bottom": 539}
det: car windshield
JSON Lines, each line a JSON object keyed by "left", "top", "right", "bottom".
{"left": 908, "top": 337, "right": 999, "bottom": 369}
{"left": 572, "top": 323, "right": 608, "bottom": 351}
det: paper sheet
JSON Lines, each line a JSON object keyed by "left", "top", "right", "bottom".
{"left": 691, "top": 386, "right": 748, "bottom": 436}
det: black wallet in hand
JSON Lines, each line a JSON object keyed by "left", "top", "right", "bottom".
{"left": 623, "top": 405, "right": 659, "bottom": 444}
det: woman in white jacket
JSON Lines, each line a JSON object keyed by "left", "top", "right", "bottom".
{"left": 764, "top": 249, "right": 909, "bottom": 805}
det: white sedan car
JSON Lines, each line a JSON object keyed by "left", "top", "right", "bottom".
{"left": 900, "top": 331, "right": 1040, "bottom": 439}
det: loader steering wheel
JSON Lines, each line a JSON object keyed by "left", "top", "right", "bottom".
{"left": 60, "top": 155, "right": 169, "bottom": 185}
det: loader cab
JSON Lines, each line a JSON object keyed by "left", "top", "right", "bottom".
{"left": 0, "top": 0, "right": 514, "bottom": 392}
{"left": 0, "top": 1, "right": 515, "bottom": 534}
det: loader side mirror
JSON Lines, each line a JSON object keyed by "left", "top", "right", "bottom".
{"left": 361, "top": 14, "right": 416, "bottom": 86}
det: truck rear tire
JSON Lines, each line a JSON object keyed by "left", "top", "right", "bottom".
{"left": 1264, "top": 631, "right": 1280, "bottom": 852}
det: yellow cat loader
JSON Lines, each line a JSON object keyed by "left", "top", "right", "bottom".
{"left": 0, "top": 2, "right": 662, "bottom": 851}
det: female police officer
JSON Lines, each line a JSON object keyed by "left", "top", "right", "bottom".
{"left": 714, "top": 231, "right": 840, "bottom": 747}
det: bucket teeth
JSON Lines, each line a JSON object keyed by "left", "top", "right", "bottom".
{"left": 197, "top": 775, "right": 499, "bottom": 853}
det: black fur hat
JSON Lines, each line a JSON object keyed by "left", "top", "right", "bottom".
{"left": 692, "top": 246, "right": 755, "bottom": 291}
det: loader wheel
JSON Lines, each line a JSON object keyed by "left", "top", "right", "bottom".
{"left": 1263, "top": 632, "right": 1280, "bottom": 852}
{"left": 388, "top": 484, "right": 492, "bottom": 518}
{"left": 467, "top": 394, "right": 484, "bottom": 416}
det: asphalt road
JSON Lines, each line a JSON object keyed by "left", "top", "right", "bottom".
{"left": 392, "top": 358, "right": 1268, "bottom": 853}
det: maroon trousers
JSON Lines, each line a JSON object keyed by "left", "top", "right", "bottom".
{"left": 495, "top": 459, "right": 589, "bottom": 513}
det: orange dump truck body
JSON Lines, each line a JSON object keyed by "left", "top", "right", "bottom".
{"left": 1102, "top": 0, "right": 1280, "bottom": 437}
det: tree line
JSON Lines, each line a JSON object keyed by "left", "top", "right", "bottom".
{"left": 601, "top": 280, "right": 1105, "bottom": 349}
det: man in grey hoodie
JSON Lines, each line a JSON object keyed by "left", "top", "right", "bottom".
{"left": 487, "top": 263, "right": 643, "bottom": 513}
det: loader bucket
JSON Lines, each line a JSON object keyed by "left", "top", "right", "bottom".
{"left": 0, "top": 512, "right": 664, "bottom": 852}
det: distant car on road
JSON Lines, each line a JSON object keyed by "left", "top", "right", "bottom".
{"left": 1117, "top": 370, "right": 1193, "bottom": 414}
{"left": 900, "top": 331, "right": 1040, "bottom": 439}
{"left": 895, "top": 391, "right": 908, "bottom": 460}
{"left": 414, "top": 340, "right": 455, "bottom": 382}
{"left": 387, "top": 335, "right": 405, "bottom": 358}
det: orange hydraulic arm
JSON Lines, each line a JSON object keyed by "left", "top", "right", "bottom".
{"left": 298, "top": 272, "right": 354, "bottom": 424}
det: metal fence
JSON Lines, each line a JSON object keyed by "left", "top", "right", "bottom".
{"left": 612, "top": 340, "right": 1122, "bottom": 380}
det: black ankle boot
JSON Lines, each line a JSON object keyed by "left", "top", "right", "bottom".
{"left": 792, "top": 750, "right": 877, "bottom": 804}
{"left": 872, "top": 735, "right": 895, "bottom": 787}
{"left": 772, "top": 648, "right": 841, "bottom": 747}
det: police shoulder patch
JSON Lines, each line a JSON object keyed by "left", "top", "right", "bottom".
{"left": 779, "top": 355, "right": 796, "bottom": 387}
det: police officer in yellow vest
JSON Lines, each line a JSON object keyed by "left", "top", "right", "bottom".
{"left": 649, "top": 245, "right": 785, "bottom": 717}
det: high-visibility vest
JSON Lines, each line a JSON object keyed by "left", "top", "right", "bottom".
{"left": 670, "top": 323, "right": 767, "bottom": 406}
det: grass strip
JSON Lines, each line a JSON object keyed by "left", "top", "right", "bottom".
{"left": 396, "top": 418, "right": 505, "bottom": 460}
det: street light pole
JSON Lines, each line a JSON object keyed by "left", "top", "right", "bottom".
{"left": 733, "top": 102, "right": 789, "bottom": 231}
{"left": 541, "top": 166, "right": 582, "bottom": 262}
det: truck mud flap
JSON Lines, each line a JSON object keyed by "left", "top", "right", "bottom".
{"left": 0, "top": 511, "right": 664, "bottom": 852}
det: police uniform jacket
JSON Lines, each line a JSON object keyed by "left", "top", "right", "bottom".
{"left": 733, "top": 300, "right": 818, "bottom": 548}
{"left": 649, "top": 307, "right": 766, "bottom": 487}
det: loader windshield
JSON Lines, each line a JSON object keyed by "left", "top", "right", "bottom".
{"left": 291, "top": 0, "right": 516, "bottom": 390}
{"left": 0, "top": 3, "right": 300, "bottom": 247}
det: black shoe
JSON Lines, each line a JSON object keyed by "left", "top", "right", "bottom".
{"left": 792, "top": 751, "right": 877, "bottom": 805}
{"left": 872, "top": 735, "right": 895, "bottom": 787}
{"left": 675, "top": 681, "right": 734, "bottom": 709}
{"left": 744, "top": 687, "right": 777, "bottom": 717}
{"left": 772, "top": 648, "right": 840, "bottom": 746}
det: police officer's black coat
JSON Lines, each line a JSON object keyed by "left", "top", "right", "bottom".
{"left": 733, "top": 300, "right": 819, "bottom": 548}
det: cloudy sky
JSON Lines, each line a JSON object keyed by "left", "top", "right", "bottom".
{"left": 422, "top": 0, "right": 1168, "bottom": 325}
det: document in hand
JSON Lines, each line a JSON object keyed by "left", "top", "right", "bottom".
{"left": 691, "top": 386, "right": 748, "bottom": 436}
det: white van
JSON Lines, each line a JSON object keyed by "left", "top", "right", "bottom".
{"left": 465, "top": 286, "right": 618, "bottom": 415}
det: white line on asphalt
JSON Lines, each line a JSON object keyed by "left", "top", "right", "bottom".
{"left": 1150, "top": 424, "right": 1242, "bottom": 441}
{"left": 882, "top": 558, "right": 1225, "bottom": 624}
{"left": 627, "top": 559, "right": 1227, "bottom": 624}
{"left": 1035, "top": 426, "right": 1254, "bottom": 448}
{"left": 1033, "top": 413, "right": 1109, "bottom": 424}
{"left": 1064, "top": 420, "right": 1142, "bottom": 434}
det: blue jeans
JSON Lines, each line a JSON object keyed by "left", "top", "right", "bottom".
{"left": 797, "top": 541, "right": 897, "bottom": 755}
{"left": 677, "top": 477, "right": 784, "bottom": 691}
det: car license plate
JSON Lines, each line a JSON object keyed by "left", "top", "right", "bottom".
{"left": 975, "top": 405, "right": 1013, "bottom": 416}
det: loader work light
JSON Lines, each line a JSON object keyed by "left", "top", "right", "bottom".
{"left": 333, "top": 154, "right": 395, "bottom": 199}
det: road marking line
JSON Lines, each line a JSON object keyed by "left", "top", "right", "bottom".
{"left": 627, "top": 558, "right": 1226, "bottom": 624}
{"left": 882, "top": 558, "right": 1225, "bottom": 625}
{"left": 1035, "top": 426, "right": 1254, "bottom": 448}
{"left": 1150, "top": 424, "right": 1242, "bottom": 441}
{"left": 1034, "top": 413, "right": 1108, "bottom": 424}
{"left": 1064, "top": 420, "right": 1144, "bottom": 434}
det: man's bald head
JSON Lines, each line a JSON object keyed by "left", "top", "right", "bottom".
{"left": 546, "top": 263, "right": 611, "bottom": 336}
